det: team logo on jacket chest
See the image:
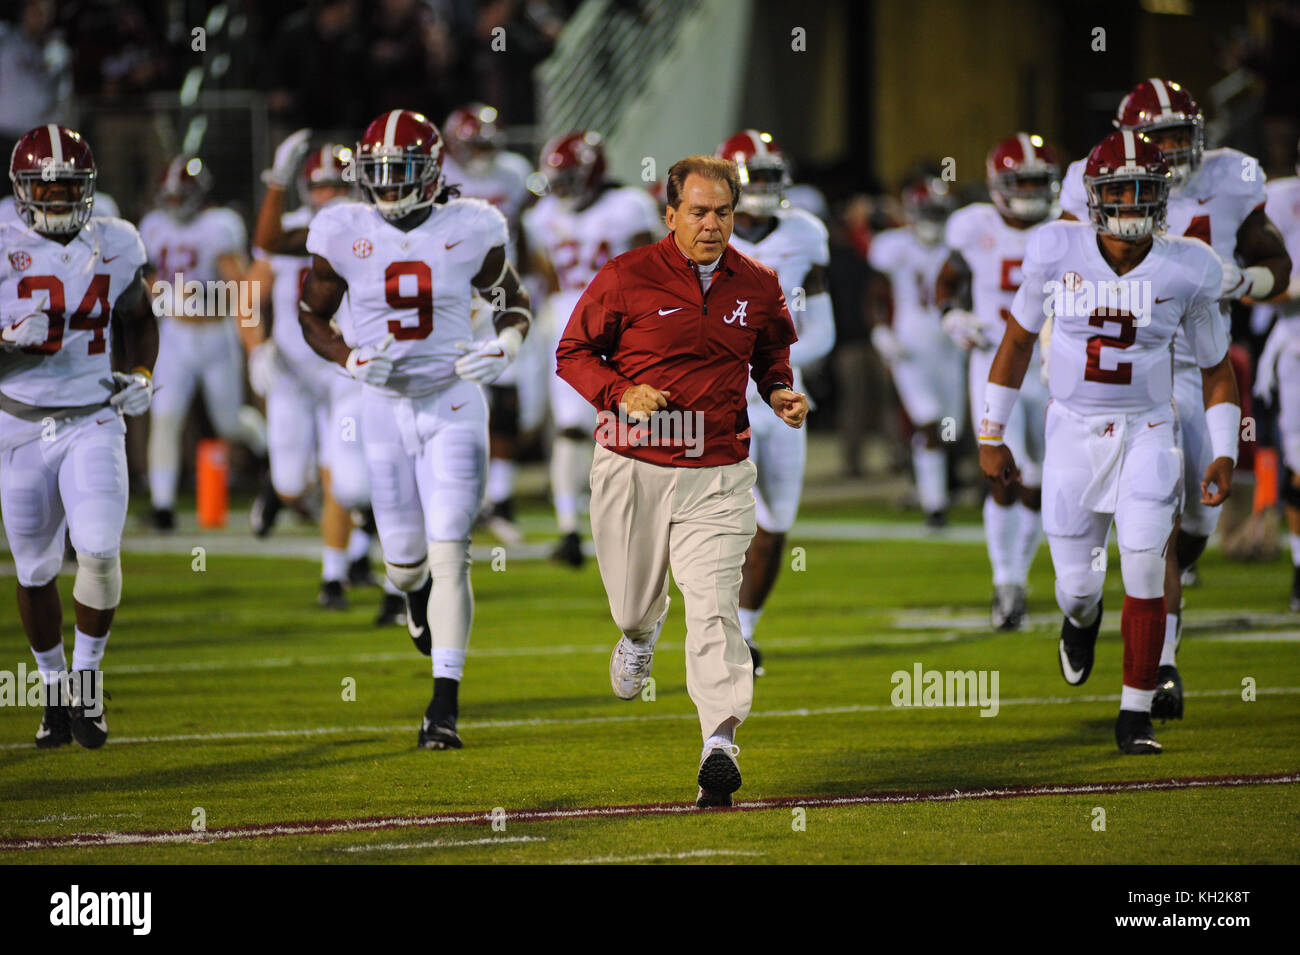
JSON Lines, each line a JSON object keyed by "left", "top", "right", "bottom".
{"left": 723, "top": 299, "right": 749, "bottom": 326}
{"left": 352, "top": 238, "right": 373, "bottom": 258}
{"left": 8, "top": 250, "right": 31, "bottom": 271}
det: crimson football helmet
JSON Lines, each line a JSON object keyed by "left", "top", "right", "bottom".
{"left": 986, "top": 133, "right": 1060, "bottom": 224}
{"left": 1083, "top": 130, "right": 1172, "bottom": 240}
{"left": 716, "top": 129, "right": 790, "bottom": 217}
{"left": 9, "top": 124, "right": 97, "bottom": 236}
{"left": 539, "top": 130, "right": 606, "bottom": 205}
{"left": 902, "top": 175, "right": 956, "bottom": 245}
{"left": 299, "top": 143, "right": 354, "bottom": 209}
{"left": 356, "top": 109, "right": 445, "bottom": 221}
{"left": 1113, "top": 78, "right": 1203, "bottom": 186}
{"left": 158, "top": 156, "right": 213, "bottom": 222}
{"left": 443, "top": 103, "right": 504, "bottom": 177}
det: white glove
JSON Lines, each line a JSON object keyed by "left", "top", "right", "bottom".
{"left": 346, "top": 333, "right": 395, "bottom": 386}
{"left": 453, "top": 327, "right": 522, "bottom": 384}
{"left": 870, "top": 324, "right": 906, "bottom": 364}
{"left": 941, "top": 309, "right": 990, "bottom": 350}
{"left": 0, "top": 310, "right": 50, "bottom": 348}
{"left": 263, "top": 128, "right": 312, "bottom": 189}
{"left": 108, "top": 370, "right": 153, "bottom": 416}
{"left": 1221, "top": 261, "right": 1247, "bottom": 300}
{"left": 248, "top": 340, "right": 280, "bottom": 398}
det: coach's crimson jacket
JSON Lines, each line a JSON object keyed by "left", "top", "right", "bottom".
{"left": 556, "top": 233, "right": 797, "bottom": 467}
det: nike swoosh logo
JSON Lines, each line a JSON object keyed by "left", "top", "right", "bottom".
{"left": 445, "top": 240, "right": 463, "bottom": 250}
{"left": 486, "top": 347, "right": 504, "bottom": 358}
{"left": 1154, "top": 296, "right": 1173, "bottom": 304}
{"left": 451, "top": 401, "right": 466, "bottom": 411}
{"left": 355, "top": 357, "right": 371, "bottom": 366}
{"left": 1059, "top": 642, "right": 1086, "bottom": 684}
{"left": 1148, "top": 421, "right": 1166, "bottom": 428}
{"left": 658, "top": 308, "right": 683, "bottom": 315}
{"left": 92, "top": 718, "right": 107, "bottom": 731}
{"left": 95, "top": 417, "right": 112, "bottom": 426}
{"left": 1197, "top": 196, "right": 1215, "bottom": 205}
{"left": 408, "top": 617, "right": 423, "bottom": 640}
{"left": 102, "top": 254, "right": 120, "bottom": 262}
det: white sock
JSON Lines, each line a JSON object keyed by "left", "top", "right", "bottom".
{"left": 382, "top": 576, "right": 401, "bottom": 596}
{"left": 487, "top": 459, "right": 516, "bottom": 505}
{"left": 346, "top": 528, "right": 370, "bottom": 562}
{"left": 148, "top": 412, "right": 183, "bottom": 509}
{"left": 984, "top": 497, "right": 1022, "bottom": 587}
{"left": 322, "top": 547, "right": 347, "bottom": 583}
{"left": 551, "top": 436, "right": 592, "bottom": 534}
{"left": 703, "top": 730, "right": 734, "bottom": 753}
{"left": 912, "top": 440, "right": 948, "bottom": 514}
{"left": 429, "top": 540, "right": 473, "bottom": 676}
{"left": 71, "top": 628, "right": 108, "bottom": 672}
{"left": 1013, "top": 501, "right": 1042, "bottom": 581}
{"left": 433, "top": 648, "right": 467, "bottom": 681}
{"left": 1291, "top": 533, "right": 1300, "bottom": 567}
{"left": 1120, "top": 685, "right": 1155, "bottom": 713}
{"left": 32, "top": 642, "right": 66, "bottom": 689}
{"left": 738, "top": 607, "right": 762, "bottom": 645}
{"left": 1159, "top": 612, "right": 1180, "bottom": 667}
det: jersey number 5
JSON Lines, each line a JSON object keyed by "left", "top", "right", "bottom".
{"left": 16, "top": 274, "right": 112, "bottom": 355}
{"left": 998, "top": 258, "right": 1022, "bottom": 324}
{"left": 384, "top": 261, "right": 433, "bottom": 340}
{"left": 1084, "top": 309, "right": 1136, "bottom": 385}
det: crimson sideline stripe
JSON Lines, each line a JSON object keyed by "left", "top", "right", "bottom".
{"left": 3, "top": 771, "right": 1296, "bottom": 852}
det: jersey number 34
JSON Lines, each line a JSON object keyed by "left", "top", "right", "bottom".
{"left": 17, "top": 274, "right": 112, "bottom": 355}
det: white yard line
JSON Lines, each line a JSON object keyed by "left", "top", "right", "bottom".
{"left": 556, "top": 848, "right": 763, "bottom": 864}
{"left": 337, "top": 835, "right": 547, "bottom": 853}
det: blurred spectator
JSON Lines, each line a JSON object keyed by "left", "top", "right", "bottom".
{"left": 58, "top": 0, "right": 168, "bottom": 100}
{"left": 262, "top": 0, "right": 366, "bottom": 136}
{"left": 365, "top": 0, "right": 441, "bottom": 119}
{"left": 0, "top": 0, "right": 72, "bottom": 163}
{"left": 473, "top": 0, "right": 565, "bottom": 125}
{"left": 826, "top": 196, "right": 877, "bottom": 478}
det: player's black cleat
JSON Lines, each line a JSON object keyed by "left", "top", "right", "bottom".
{"left": 405, "top": 575, "right": 433, "bottom": 655}
{"left": 68, "top": 672, "right": 108, "bottom": 750}
{"left": 375, "top": 592, "right": 407, "bottom": 626}
{"left": 318, "top": 579, "right": 349, "bottom": 610}
{"left": 35, "top": 702, "right": 71, "bottom": 749}
{"left": 1290, "top": 565, "right": 1300, "bottom": 613}
{"left": 347, "top": 553, "right": 377, "bottom": 588}
{"left": 249, "top": 477, "right": 282, "bottom": 538}
{"left": 924, "top": 510, "right": 948, "bottom": 529}
{"left": 1115, "top": 709, "right": 1162, "bottom": 755}
{"left": 746, "top": 640, "right": 765, "bottom": 678}
{"left": 418, "top": 714, "right": 463, "bottom": 750}
{"left": 1058, "top": 599, "right": 1102, "bottom": 686}
{"left": 1151, "top": 664, "right": 1184, "bottom": 721}
{"left": 150, "top": 507, "right": 175, "bottom": 532}
{"left": 551, "top": 531, "right": 584, "bottom": 568}
{"left": 696, "top": 744, "right": 742, "bottom": 808}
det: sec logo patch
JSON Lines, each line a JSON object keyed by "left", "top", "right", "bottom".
{"left": 8, "top": 250, "right": 31, "bottom": 271}
{"left": 1063, "top": 270, "right": 1083, "bottom": 291}
{"left": 353, "top": 238, "right": 373, "bottom": 258}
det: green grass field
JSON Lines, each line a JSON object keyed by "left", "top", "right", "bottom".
{"left": 2, "top": 503, "right": 1298, "bottom": 864}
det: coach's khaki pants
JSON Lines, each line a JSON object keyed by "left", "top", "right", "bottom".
{"left": 589, "top": 444, "right": 758, "bottom": 740}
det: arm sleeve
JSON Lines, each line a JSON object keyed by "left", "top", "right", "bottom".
{"left": 751, "top": 278, "right": 797, "bottom": 398}
{"left": 1185, "top": 250, "right": 1229, "bottom": 368}
{"left": 555, "top": 260, "right": 638, "bottom": 413}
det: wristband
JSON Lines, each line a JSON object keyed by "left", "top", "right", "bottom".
{"left": 978, "top": 382, "right": 1020, "bottom": 446}
{"left": 1205, "top": 401, "right": 1241, "bottom": 466}
{"left": 130, "top": 366, "right": 153, "bottom": 382}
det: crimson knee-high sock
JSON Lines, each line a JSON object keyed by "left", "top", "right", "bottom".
{"left": 1121, "top": 595, "right": 1165, "bottom": 691}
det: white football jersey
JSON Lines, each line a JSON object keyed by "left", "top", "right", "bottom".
{"left": 867, "top": 227, "right": 950, "bottom": 346}
{"left": 307, "top": 197, "right": 509, "bottom": 397}
{"left": 139, "top": 206, "right": 247, "bottom": 318}
{"left": 1255, "top": 176, "right": 1300, "bottom": 334}
{"left": 0, "top": 216, "right": 148, "bottom": 406}
{"left": 945, "top": 202, "right": 1039, "bottom": 347}
{"left": 1012, "top": 221, "right": 1226, "bottom": 414}
{"left": 729, "top": 206, "right": 830, "bottom": 401}
{"left": 442, "top": 151, "right": 533, "bottom": 261}
{"left": 266, "top": 205, "right": 341, "bottom": 384}
{"left": 523, "top": 185, "right": 662, "bottom": 330}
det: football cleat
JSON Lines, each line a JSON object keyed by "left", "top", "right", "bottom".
{"left": 696, "top": 744, "right": 742, "bottom": 808}
{"left": 1151, "top": 664, "right": 1184, "bottom": 721}
{"left": 1180, "top": 563, "right": 1200, "bottom": 588}
{"left": 68, "top": 673, "right": 108, "bottom": 750}
{"left": 405, "top": 575, "right": 433, "bottom": 655}
{"left": 924, "top": 510, "right": 948, "bottom": 529}
{"left": 418, "top": 714, "right": 463, "bottom": 750}
{"left": 375, "top": 592, "right": 407, "bottom": 626}
{"left": 347, "top": 554, "right": 377, "bottom": 588}
{"left": 484, "top": 501, "right": 524, "bottom": 546}
{"left": 35, "top": 702, "right": 71, "bottom": 749}
{"left": 249, "top": 477, "right": 282, "bottom": 537}
{"left": 1289, "top": 565, "right": 1300, "bottom": 613}
{"left": 745, "top": 638, "right": 765, "bottom": 678}
{"left": 318, "top": 579, "right": 349, "bottom": 610}
{"left": 1115, "top": 709, "right": 1162, "bottom": 755}
{"left": 1058, "top": 599, "right": 1102, "bottom": 686}
{"left": 150, "top": 507, "right": 175, "bottom": 532}
{"left": 551, "top": 531, "right": 584, "bottom": 568}
{"left": 992, "top": 584, "right": 1026, "bottom": 631}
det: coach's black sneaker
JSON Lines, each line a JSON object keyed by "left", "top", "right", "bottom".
{"left": 1115, "top": 709, "right": 1162, "bottom": 755}
{"left": 347, "top": 553, "right": 377, "bottom": 588}
{"left": 418, "top": 679, "right": 463, "bottom": 750}
{"left": 1058, "top": 599, "right": 1102, "bottom": 686}
{"left": 318, "top": 579, "right": 349, "bottom": 610}
{"left": 1151, "top": 664, "right": 1184, "bottom": 721}
{"left": 375, "top": 592, "right": 407, "bottom": 626}
{"left": 68, "top": 672, "right": 108, "bottom": 750}
{"left": 150, "top": 507, "right": 175, "bottom": 533}
{"left": 746, "top": 638, "right": 765, "bottom": 678}
{"left": 551, "top": 531, "right": 584, "bottom": 568}
{"left": 249, "top": 477, "right": 282, "bottom": 538}
{"left": 696, "top": 743, "right": 742, "bottom": 808}
{"left": 35, "top": 702, "right": 71, "bottom": 749}
{"left": 405, "top": 575, "right": 433, "bottom": 655}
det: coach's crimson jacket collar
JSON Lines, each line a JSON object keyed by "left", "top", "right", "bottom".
{"left": 555, "top": 232, "right": 797, "bottom": 468}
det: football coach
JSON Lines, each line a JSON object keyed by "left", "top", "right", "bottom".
{"left": 556, "top": 154, "right": 807, "bottom": 807}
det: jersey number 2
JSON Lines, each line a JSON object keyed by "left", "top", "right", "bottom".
{"left": 1084, "top": 309, "right": 1136, "bottom": 385}
{"left": 16, "top": 274, "right": 112, "bottom": 355}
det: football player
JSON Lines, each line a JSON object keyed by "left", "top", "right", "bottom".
{"left": 522, "top": 130, "right": 662, "bottom": 567}
{"left": 1, "top": 125, "right": 159, "bottom": 749}
{"left": 869, "top": 174, "right": 965, "bottom": 528}
{"left": 1251, "top": 137, "right": 1300, "bottom": 612}
{"left": 937, "top": 135, "right": 1061, "bottom": 629}
{"left": 441, "top": 104, "right": 539, "bottom": 544}
{"left": 244, "top": 131, "right": 398, "bottom": 619}
{"left": 716, "top": 130, "right": 835, "bottom": 675}
{"left": 139, "top": 156, "right": 268, "bottom": 531}
{"left": 1059, "top": 80, "right": 1291, "bottom": 716}
{"left": 982, "top": 131, "right": 1239, "bottom": 754}
{"left": 298, "top": 109, "right": 532, "bottom": 750}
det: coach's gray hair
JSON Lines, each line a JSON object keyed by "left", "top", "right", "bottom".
{"left": 665, "top": 155, "right": 741, "bottom": 209}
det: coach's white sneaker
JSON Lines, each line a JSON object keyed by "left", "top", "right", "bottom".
{"left": 609, "top": 600, "right": 668, "bottom": 699}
